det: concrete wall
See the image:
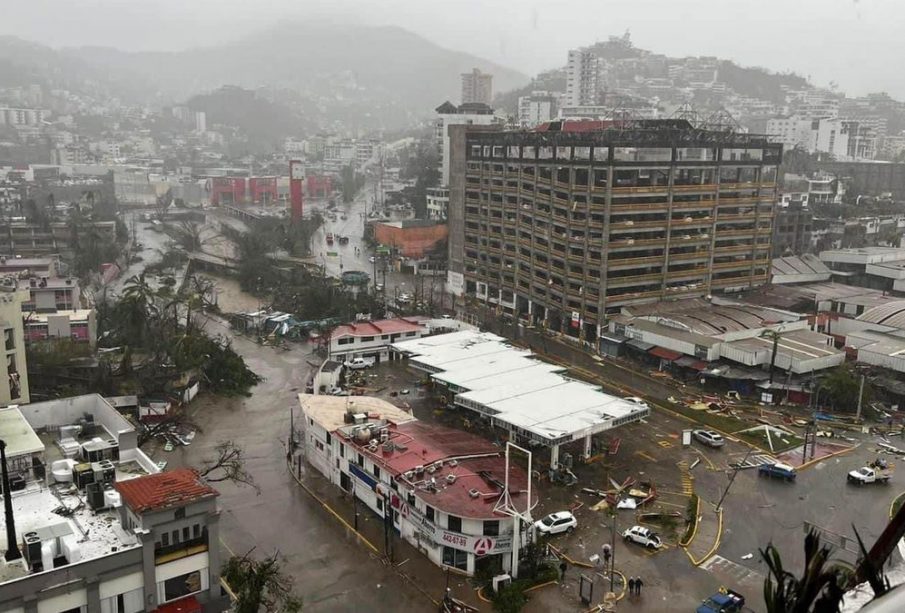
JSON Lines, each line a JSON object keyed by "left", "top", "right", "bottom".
{"left": 373, "top": 223, "right": 448, "bottom": 259}
{"left": 20, "top": 394, "right": 136, "bottom": 452}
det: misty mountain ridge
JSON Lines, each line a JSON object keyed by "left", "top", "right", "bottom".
{"left": 0, "top": 23, "right": 529, "bottom": 130}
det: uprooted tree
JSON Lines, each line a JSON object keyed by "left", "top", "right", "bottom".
{"left": 222, "top": 550, "right": 303, "bottom": 613}
{"left": 199, "top": 440, "right": 259, "bottom": 493}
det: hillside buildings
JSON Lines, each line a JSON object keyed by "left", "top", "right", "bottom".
{"left": 446, "top": 119, "right": 781, "bottom": 344}
{"left": 461, "top": 68, "right": 493, "bottom": 105}
{"left": 565, "top": 48, "right": 601, "bottom": 107}
{"left": 517, "top": 92, "right": 558, "bottom": 128}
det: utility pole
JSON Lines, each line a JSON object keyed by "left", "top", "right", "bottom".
{"left": 856, "top": 374, "right": 866, "bottom": 421}
{"left": 717, "top": 448, "right": 753, "bottom": 512}
{"left": 609, "top": 511, "right": 617, "bottom": 592}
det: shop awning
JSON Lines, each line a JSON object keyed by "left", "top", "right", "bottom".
{"left": 675, "top": 356, "right": 708, "bottom": 371}
{"left": 601, "top": 332, "right": 629, "bottom": 344}
{"left": 155, "top": 596, "right": 202, "bottom": 613}
{"left": 626, "top": 339, "right": 655, "bottom": 352}
{"left": 649, "top": 346, "right": 683, "bottom": 361}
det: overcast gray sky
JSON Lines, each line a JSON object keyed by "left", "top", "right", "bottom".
{"left": 4, "top": 0, "right": 902, "bottom": 97}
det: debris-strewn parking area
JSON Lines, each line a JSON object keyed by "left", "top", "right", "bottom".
{"left": 355, "top": 359, "right": 904, "bottom": 612}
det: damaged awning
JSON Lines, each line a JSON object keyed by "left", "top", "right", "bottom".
{"left": 626, "top": 339, "right": 655, "bottom": 351}
{"left": 675, "top": 356, "right": 708, "bottom": 371}
{"left": 649, "top": 346, "right": 683, "bottom": 361}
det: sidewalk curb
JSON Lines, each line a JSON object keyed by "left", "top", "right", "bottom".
{"left": 796, "top": 442, "right": 859, "bottom": 471}
{"left": 686, "top": 506, "right": 724, "bottom": 567}
{"left": 678, "top": 495, "right": 701, "bottom": 548}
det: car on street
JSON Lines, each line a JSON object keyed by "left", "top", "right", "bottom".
{"left": 847, "top": 466, "right": 892, "bottom": 485}
{"left": 534, "top": 511, "right": 577, "bottom": 535}
{"left": 693, "top": 429, "right": 725, "bottom": 448}
{"left": 697, "top": 589, "right": 746, "bottom": 613}
{"left": 622, "top": 525, "right": 662, "bottom": 549}
{"left": 758, "top": 462, "right": 797, "bottom": 481}
{"left": 343, "top": 357, "right": 376, "bottom": 370}
{"left": 623, "top": 396, "right": 649, "bottom": 409}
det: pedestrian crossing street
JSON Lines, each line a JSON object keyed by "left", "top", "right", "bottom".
{"left": 731, "top": 453, "right": 775, "bottom": 469}
{"left": 700, "top": 554, "right": 763, "bottom": 585}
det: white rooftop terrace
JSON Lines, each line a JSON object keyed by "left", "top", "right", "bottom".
{"left": 0, "top": 483, "right": 140, "bottom": 583}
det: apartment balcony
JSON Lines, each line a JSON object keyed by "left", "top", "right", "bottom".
{"left": 672, "top": 183, "right": 718, "bottom": 193}
{"left": 609, "top": 237, "right": 669, "bottom": 249}
{"left": 717, "top": 195, "right": 761, "bottom": 205}
{"left": 669, "top": 251, "right": 711, "bottom": 263}
{"left": 715, "top": 213, "right": 758, "bottom": 222}
{"left": 606, "top": 271, "right": 665, "bottom": 287}
{"left": 605, "top": 288, "right": 662, "bottom": 302}
{"left": 610, "top": 219, "right": 669, "bottom": 231}
{"left": 607, "top": 255, "right": 666, "bottom": 269}
{"left": 610, "top": 202, "right": 669, "bottom": 213}
{"left": 713, "top": 259, "right": 753, "bottom": 270}
{"left": 567, "top": 251, "right": 588, "bottom": 263}
{"left": 666, "top": 267, "right": 709, "bottom": 280}
{"left": 710, "top": 275, "right": 756, "bottom": 287}
{"left": 611, "top": 185, "right": 672, "bottom": 196}
{"left": 714, "top": 228, "right": 757, "bottom": 238}
{"left": 719, "top": 182, "right": 762, "bottom": 191}
{"left": 672, "top": 201, "right": 718, "bottom": 212}
{"left": 713, "top": 243, "right": 754, "bottom": 254}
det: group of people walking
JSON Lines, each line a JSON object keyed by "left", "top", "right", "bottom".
{"left": 627, "top": 576, "right": 644, "bottom": 597}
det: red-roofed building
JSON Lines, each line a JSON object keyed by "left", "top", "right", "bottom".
{"left": 116, "top": 468, "right": 219, "bottom": 514}
{"left": 300, "top": 393, "right": 530, "bottom": 577}
{"left": 329, "top": 317, "right": 427, "bottom": 363}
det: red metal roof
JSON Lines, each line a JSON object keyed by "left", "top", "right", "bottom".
{"left": 155, "top": 596, "right": 201, "bottom": 613}
{"left": 346, "top": 421, "right": 528, "bottom": 518}
{"left": 331, "top": 317, "right": 424, "bottom": 339}
{"left": 115, "top": 468, "right": 218, "bottom": 514}
{"left": 649, "top": 346, "right": 683, "bottom": 361}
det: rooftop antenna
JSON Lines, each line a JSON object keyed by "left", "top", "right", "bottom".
{"left": 1, "top": 439, "right": 21, "bottom": 561}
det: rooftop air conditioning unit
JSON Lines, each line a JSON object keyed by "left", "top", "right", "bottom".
{"left": 468, "top": 489, "right": 480, "bottom": 498}
{"left": 404, "top": 470, "right": 415, "bottom": 480}
{"left": 448, "top": 459, "right": 458, "bottom": 467}
{"left": 446, "top": 474, "right": 457, "bottom": 484}
{"left": 427, "top": 465, "right": 437, "bottom": 474}
{"left": 414, "top": 465, "right": 424, "bottom": 475}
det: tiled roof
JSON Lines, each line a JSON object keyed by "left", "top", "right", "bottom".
{"left": 115, "top": 468, "right": 218, "bottom": 514}
{"left": 331, "top": 317, "right": 424, "bottom": 339}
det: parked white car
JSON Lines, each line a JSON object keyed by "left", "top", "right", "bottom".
{"left": 623, "top": 525, "right": 662, "bottom": 549}
{"left": 534, "top": 511, "right": 577, "bottom": 535}
{"left": 693, "top": 429, "right": 725, "bottom": 448}
{"left": 343, "top": 357, "right": 375, "bottom": 370}
{"left": 624, "top": 396, "right": 649, "bottom": 409}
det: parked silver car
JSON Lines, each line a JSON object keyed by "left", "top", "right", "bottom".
{"left": 693, "top": 429, "right": 725, "bottom": 448}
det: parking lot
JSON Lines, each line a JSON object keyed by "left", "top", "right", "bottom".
{"left": 348, "top": 358, "right": 905, "bottom": 612}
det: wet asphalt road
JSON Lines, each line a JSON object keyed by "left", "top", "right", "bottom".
{"left": 166, "top": 319, "right": 430, "bottom": 611}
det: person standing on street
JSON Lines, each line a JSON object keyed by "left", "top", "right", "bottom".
{"left": 628, "top": 576, "right": 636, "bottom": 596}
{"left": 602, "top": 543, "right": 612, "bottom": 568}
{"left": 560, "top": 561, "right": 568, "bottom": 581}
{"left": 636, "top": 576, "right": 644, "bottom": 596}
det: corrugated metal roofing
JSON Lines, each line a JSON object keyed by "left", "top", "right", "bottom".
{"left": 857, "top": 300, "right": 905, "bottom": 329}
{"left": 115, "top": 468, "right": 218, "bottom": 514}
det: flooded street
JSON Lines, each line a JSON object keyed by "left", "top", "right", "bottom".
{"left": 163, "top": 313, "right": 430, "bottom": 610}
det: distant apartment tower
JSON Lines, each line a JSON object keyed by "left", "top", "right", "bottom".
{"left": 434, "top": 101, "right": 499, "bottom": 186}
{"left": 0, "top": 108, "right": 48, "bottom": 127}
{"left": 517, "top": 91, "right": 558, "bottom": 128}
{"left": 447, "top": 120, "right": 782, "bottom": 342}
{"left": 461, "top": 68, "right": 493, "bottom": 105}
{"left": 566, "top": 48, "right": 601, "bottom": 106}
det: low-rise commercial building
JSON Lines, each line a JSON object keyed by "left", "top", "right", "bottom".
{"left": 299, "top": 394, "right": 529, "bottom": 578}
{"left": 329, "top": 317, "right": 426, "bottom": 363}
{"left": 391, "top": 330, "right": 650, "bottom": 468}
{"left": 24, "top": 308, "right": 97, "bottom": 347}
